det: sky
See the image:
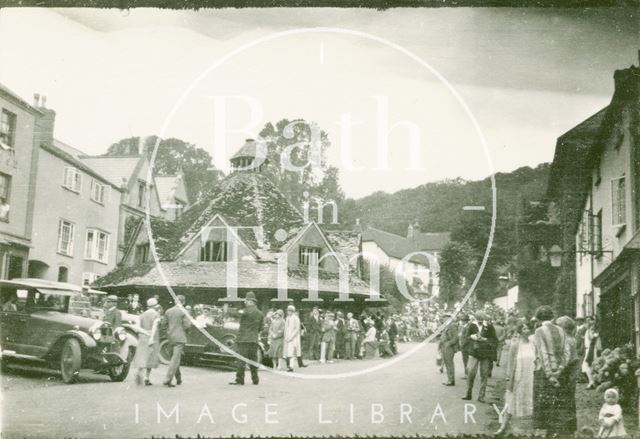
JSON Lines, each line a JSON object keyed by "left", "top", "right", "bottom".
{"left": 0, "top": 7, "right": 637, "bottom": 198}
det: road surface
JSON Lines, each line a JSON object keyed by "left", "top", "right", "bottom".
{"left": 1, "top": 342, "right": 502, "bottom": 438}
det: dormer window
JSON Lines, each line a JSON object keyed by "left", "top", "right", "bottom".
{"left": 200, "top": 241, "right": 228, "bottom": 262}
{"left": 299, "top": 246, "right": 320, "bottom": 266}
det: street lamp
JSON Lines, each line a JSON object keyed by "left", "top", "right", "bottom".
{"left": 549, "top": 245, "right": 563, "bottom": 268}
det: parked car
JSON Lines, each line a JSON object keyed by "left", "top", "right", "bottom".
{"left": 157, "top": 303, "right": 269, "bottom": 368}
{"left": 0, "top": 279, "right": 137, "bottom": 383}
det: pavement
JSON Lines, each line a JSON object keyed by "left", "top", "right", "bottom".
{"left": 1, "top": 342, "right": 504, "bottom": 438}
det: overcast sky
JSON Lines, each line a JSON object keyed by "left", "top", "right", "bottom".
{"left": 0, "top": 8, "right": 637, "bottom": 198}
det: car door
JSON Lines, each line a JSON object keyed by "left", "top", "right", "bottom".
{"left": 0, "top": 287, "right": 29, "bottom": 356}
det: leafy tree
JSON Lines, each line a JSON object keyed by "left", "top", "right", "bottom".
{"left": 439, "top": 241, "right": 476, "bottom": 305}
{"left": 104, "top": 136, "right": 221, "bottom": 203}
{"left": 258, "top": 119, "right": 344, "bottom": 223}
{"left": 361, "top": 260, "right": 413, "bottom": 312}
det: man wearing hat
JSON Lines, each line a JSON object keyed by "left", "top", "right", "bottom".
{"left": 230, "top": 291, "right": 264, "bottom": 385}
{"left": 103, "top": 295, "right": 122, "bottom": 328}
{"left": 439, "top": 312, "right": 459, "bottom": 386}
{"left": 162, "top": 295, "right": 191, "bottom": 387}
{"left": 462, "top": 311, "right": 497, "bottom": 402}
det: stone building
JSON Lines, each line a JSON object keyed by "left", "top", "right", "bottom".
{"left": 0, "top": 85, "right": 43, "bottom": 279}
{"left": 95, "top": 143, "right": 371, "bottom": 309}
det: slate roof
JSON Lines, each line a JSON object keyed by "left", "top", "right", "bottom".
{"left": 42, "top": 140, "right": 122, "bottom": 190}
{"left": 361, "top": 227, "right": 449, "bottom": 264}
{"left": 79, "top": 156, "right": 142, "bottom": 188}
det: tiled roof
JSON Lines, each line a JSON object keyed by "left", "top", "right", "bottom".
{"left": 42, "top": 141, "right": 122, "bottom": 190}
{"left": 79, "top": 156, "right": 141, "bottom": 188}
{"left": 95, "top": 260, "right": 371, "bottom": 296}
{"left": 361, "top": 227, "right": 449, "bottom": 264}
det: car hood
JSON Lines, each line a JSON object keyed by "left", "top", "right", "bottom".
{"left": 31, "top": 310, "right": 102, "bottom": 331}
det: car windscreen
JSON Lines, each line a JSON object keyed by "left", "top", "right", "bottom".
{"left": 32, "top": 289, "right": 70, "bottom": 312}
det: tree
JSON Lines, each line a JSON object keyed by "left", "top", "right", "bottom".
{"left": 439, "top": 241, "right": 476, "bottom": 305}
{"left": 104, "top": 136, "right": 221, "bottom": 203}
{"left": 361, "top": 260, "right": 413, "bottom": 312}
{"left": 257, "top": 119, "right": 345, "bottom": 222}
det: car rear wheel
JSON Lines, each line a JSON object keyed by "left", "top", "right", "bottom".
{"left": 60, "top": 338, "right": 82, "bottom": 384}
{"left": 109, "top": 347, "right": 134, "bottom": 382}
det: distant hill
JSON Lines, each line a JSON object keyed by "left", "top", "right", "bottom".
{"left": 341, "top": 163, "right": 550, "bottom": 236}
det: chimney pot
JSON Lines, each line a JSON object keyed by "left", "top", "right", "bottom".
{"left": 33, "top": 93, "right": 40, "bottom": 107}
{"left": 41, "top": 96, "right": 47, "bottom": 108}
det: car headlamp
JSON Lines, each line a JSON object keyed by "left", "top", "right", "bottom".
{"left": 90, "top": 325, "right": 102, "bottom": 341}
{"left": 114, "top": 327, "right": 127, "bottom": 342}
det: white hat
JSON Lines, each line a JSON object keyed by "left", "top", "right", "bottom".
{"left": 147, "top": 297, "right": 158, "bottom": 307}
{"left": 287, "top": 305, "right": 295, "bottom": 311}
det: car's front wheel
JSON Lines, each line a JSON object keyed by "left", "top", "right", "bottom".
{"left": 60, "top": 338, "right": 82, "bottom": 384}
{"left": 109, "top": 347, "right": 134, "bottom": 382}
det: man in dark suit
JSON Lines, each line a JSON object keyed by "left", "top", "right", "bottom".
{"left": 103, "top": 295, "right": 122, "bottom": 328}
{"left": 305, "top": 307, "right": 321, "bottom": 360}
{"left": 388, "top": 316, "right": 398, "bottom": 355}
{"left": 440, "top": 312, "right": 459, "bottom": 386}
{"left": 462, "top": 311, "right": 496, "bottom": 402}
{"left": 229, "top": 291, "right": 264, "bottom": 385}
{"left": 162, "top": 295, "right": 191, "bottom": 387}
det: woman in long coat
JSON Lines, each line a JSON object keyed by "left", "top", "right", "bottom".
{"left": 133, "top": 298, "right": 161, "bottom": 385}
{"left": 283, "top": 305, "right": 301, "bottom": 372}
{"left": 267, "top": 309, "right": 285, "bottom": 370}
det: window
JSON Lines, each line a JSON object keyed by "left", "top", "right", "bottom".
{"left": 611, "top": 176, "right": 626, "bottom": 226}
{"left": 578, "top": 210, "right": 590, "bottom": 253}
{"left": 299, "top": 246, "right": 320, "bottom": 266}
{"left": 63, "top": 167, "right": 82, "bottom": 192}
{"left": 592, "top": 210, "right": 603, "bottom": 255}
{"left": 57, "top": 266, "right": 68, "bottom": 283}
{"left": 137, "top": 181, "right": 147, "bottom": 208}
{"left": 200, "top": 241, "right": 227, "bottom": 262}
{"left": 135, "top": 243, "right": 150, "bottom": 264}
{"left": 57, "top": 219, "right": 75, "bottom": 256}
{"left": 0, "top": 109, "right": 16, "bottom": 150}
{"left": 82, "top": 272, "right": 99, "bottom": 286}
{"left": 85, "top": 229, "right": 109, "bottom": 263}
{"left": 0, "top": 173, "right": 11, "bottom": 222}
{"left": 90, "top": 180, "right": 107, "bottom": 204}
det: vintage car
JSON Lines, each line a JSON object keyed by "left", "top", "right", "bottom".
{"left": 157, "top": 303, "right": 269, "bottom": 368}
{"left": 0, "top": 279, "right": 137, "bottom": 383}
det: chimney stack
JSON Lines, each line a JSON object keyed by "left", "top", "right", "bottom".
{"left": 33, "top": 93, "right": 56, "bottom": 147}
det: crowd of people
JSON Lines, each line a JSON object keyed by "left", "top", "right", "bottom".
{"left": 111, "top": 292, "right": 639, "bottom": 436}
{"left": 431, "top": 302, "right": 637, "bottom": 437}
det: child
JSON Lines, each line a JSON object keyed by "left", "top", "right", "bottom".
{"left": 598, "top": 388, "right": 626, "bottom": 438}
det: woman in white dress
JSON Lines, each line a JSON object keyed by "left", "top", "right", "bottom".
{"left": 132, "top": 298, "right": 161, "bottom": 386}
{"left": 496, "top": 319, "right": 536, "bottom": 435}
{"left": 283, "top": 305, "right": 301, "bottom": 372}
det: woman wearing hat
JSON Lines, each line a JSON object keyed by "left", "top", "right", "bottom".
{"left": 283, "top": 305, "right": 301, "bottom": 372}
{"left": 132, "top": 298, "right": 161, "bottom": 385}
{"left": 267, "top": 309, "right": 285, "bottom": 370}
